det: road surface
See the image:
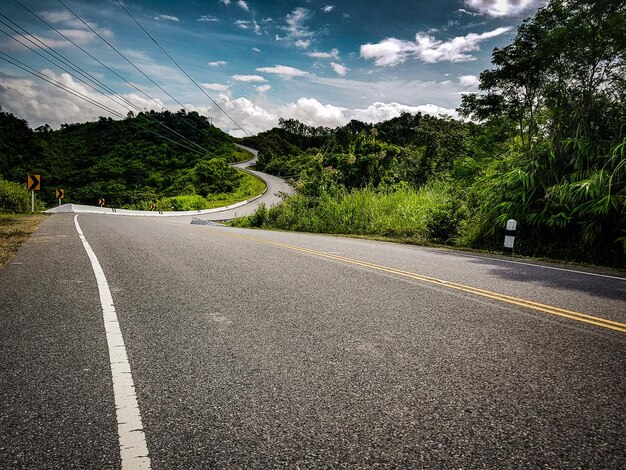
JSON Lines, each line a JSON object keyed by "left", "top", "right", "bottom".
{"left": 1, "top": 214, "right": 625, "bottom": 468}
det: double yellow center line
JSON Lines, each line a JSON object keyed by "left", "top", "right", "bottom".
{"left": 161, "top": 221, "right": 626, "bottom": 334}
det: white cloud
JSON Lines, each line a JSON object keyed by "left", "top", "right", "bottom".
{"left": 201, "top": 82, "right": 230, "bottom": 92}
{"left": 252, "top": 47, "right": 261, "bottom": 53}
{"left": 198, "top": 15, "right": 219, "bottom": 22}
{"left": 237, "top": 0, "right": 250, "bottom": 12}
{"left": 219, "top": 0, "right": 231, "bottom": 5}
{"left": 459, "top": 74, "right": 479, "bottom": 87}
{"left": 281, "top": 97, "right": 346, "bottom": 128}
{"left": 256, "top": 65, "right": 311, "bottom": 79}
{"left": 279, "top": 7, "right": 313, "bottom": 45}
{"left": 330, "top": 62, "right": 348, "bottom": 76}
{"left": 1, "top": 69, "right": 460, "bottom": 138}
{"left": 458, "top": 8, "right": 483, "bottom": 16}
{"left": 346, "top": 101, "right": 457, "bottom": 123}
{"left": 234, "top": 19, "right": 261, "bottom": 33}
{"left": 155, "top": 14, "right": 179, "bottom": 22}
{"left": 464, "top": 0, "right": 547, "bottom": 17}
{"left": 295, "top": 39, "right": 311, "bottom": 49}
{"left": 307, "top": 48, "right": 340, "bottom": 59}
{"left": 0, "top": 70, "right": 164, "bottom": 129}
{"left": 208, "top": 61, "right": 227, "bottom": 67}
{"left": 210, "top": 93, "right": 277, "bottom": 136}
{"left": 360, "top": 27, "right": 511, "bottom": 66}
{"left": 322, "top": 5, "right": 335, "bottom": 13}
{"left": 232, "top": 74, "right": 267, "bottom": 82}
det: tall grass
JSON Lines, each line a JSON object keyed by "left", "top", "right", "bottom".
{"left": 236, "top": 182, "right": 462, "bottom": 244}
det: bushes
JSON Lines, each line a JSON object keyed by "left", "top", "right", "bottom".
{"left": 0, "top": 178, "right": 31, "bottom": 213}
{"left": 235, "top": 182, "right": 463, "bottom": 244}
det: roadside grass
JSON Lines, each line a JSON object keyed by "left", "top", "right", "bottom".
{"left": 156, "top": 172, "right": 266, "bottom": 211}
{"left": 0, "top": 213, "right": 48, "bottom": 268}
{"left": 234, "top": 182, "right": 462, "bottom": 244}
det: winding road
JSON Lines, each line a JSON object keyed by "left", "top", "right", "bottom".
{"left": 45, "top": 144, "right": 293, "bottom": 221}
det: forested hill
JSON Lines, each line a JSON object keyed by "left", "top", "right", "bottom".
{"left": 0, "top": 109, "right": 249, "bottom": 207}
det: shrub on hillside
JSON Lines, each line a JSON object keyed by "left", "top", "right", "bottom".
{"left": 0, "top": 178, "right": 30, "bottom": 213}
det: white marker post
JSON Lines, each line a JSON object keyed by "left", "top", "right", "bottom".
{"left": 31, "top": 190, "right": 35, "bottom": 213}
{"left": 504, "top": 219, "right": 517, "bottom": 255}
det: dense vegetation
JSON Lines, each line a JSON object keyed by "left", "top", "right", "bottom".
{"left": 238, "top": 0, "right": 626, "bottom": 268}
{"left": 0, "top": 109, "right": 254, "bottom": 210}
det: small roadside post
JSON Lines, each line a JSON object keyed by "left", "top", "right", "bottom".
{"left": 27, "top": 174, "right": 41, "bottom": 212}
{"left": 504, "top": 219, "right": 517, "bottom": 255}
{"left": 56, "top": 188, "right": 65, "bottom": 206}
{"left": 99, "top": 197, "right": 105, "bottom": 207}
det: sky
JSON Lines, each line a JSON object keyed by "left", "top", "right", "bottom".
{"left": 0, "top": 0, "right": 547, "bottom": 136}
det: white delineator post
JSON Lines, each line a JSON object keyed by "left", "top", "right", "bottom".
{"left": 31, "top": 190, "right": 35, "bottom": 213}
{"left": 504, "top": 219, "right": 517, "bottom": 255}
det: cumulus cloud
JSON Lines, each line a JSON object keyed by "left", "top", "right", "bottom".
{"left": 208, "top": 61, "right": 227, "bottom": 66}
{"left": 0, "top": 70, "right": 163, "bottom": 128}
{"left": 360, "top": 27, "right": 511, "bottom": 66}
{"left": 464, "top": 0, "right": 547, "bottom": 17}
{"left": 219, "top": 0, "right": 231, "bottom": 5}
{"left": 459, "top": 75, "right": 480, "bottom": 87}
{"left": 201, "top": 82, "right": 230, "bottom": 92}
{"left": 207, "top": 96, "right": 458, "bottom": 136}
{"left": 256, "top": 65, "right": 311, "bottom": 79}
{"left": 232, "top": 74, "right": 267, "bottom": 82}
{"left": 2, "top": 68, "right": 460, "bottom": 138}
{"left": 330, "top": 62, "right": 348, "bottom": 76}
{"left": 322, "top": 5, "right": 335, "bottom": 13}
{"left": 346, "top": 101, "right": 457, "bottom": 123}
{"left": 252, "top": 47, "right": 261, "bottom": 52}
{"left": 307, "top": 48, "right": 340, "bottom": 59}
{"left": 155, "top": 14, "right": 179, "bottom": 22}
{"left": 237, "top": 0, "right": 250, "bottom": 11}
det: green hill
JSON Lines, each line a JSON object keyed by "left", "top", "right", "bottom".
{"left": 0, "top": 108, "right": 252, "bottom": 209}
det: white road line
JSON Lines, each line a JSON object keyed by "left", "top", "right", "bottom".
{"left": 449, "top": 251, "right": 626, "bottom": 281}
{"left": 74, "top": 215, "right": 151, "bottom": 469}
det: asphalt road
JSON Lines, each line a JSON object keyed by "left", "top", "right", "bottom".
{"left": 1, "top": 213, "right": 625, "bottom": 469}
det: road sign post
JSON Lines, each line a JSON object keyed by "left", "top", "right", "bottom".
{"left": 99, "top": 197, "right": 105, "bottom": 207}
{"left": 56, "top": 189, "right": 65, "bottom": 206}
{"left": 27, "top": 174, "right": 41, "bottom": 212}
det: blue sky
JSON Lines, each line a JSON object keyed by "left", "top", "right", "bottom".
{"left": 0, "top": 0, "right": 547, "bottom": 135}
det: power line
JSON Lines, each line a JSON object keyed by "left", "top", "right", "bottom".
{"left": 0, "top": 21, "right": 210, "bottom": 155}
{"left": 113, "top": 0, "right": 249, "bottom": 136}
{"left": 12, "top": 0, "right": 164, "bottom": 109}
{"left": 56, "top": 0, "right": 191, "bottom": 114}
{"left": 0, "top": 17, "right": 137, "bottom": 113}
{"left": 51, "top": 0, "right": 229, "bottom": 149}
{"left": 0, "top": 52, "right": 212, "bottom": 157}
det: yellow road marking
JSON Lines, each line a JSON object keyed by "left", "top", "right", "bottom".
{"left": 157, "top": 221, "right": 626, "bottom": 334}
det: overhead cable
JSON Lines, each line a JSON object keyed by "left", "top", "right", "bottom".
{"left": 114, "top": 0, "right": 249, "bottom": 136}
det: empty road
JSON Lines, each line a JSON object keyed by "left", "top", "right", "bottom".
{"left": 1, "top": 214, "right": 625, "bottom": 469}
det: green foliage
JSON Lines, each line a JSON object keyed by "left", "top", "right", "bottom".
{"left": 0, "top": 108, "right": 248, "bottom": 207}
{"left": 235, "top": 182, "right": 462, "bottom": 243}
{"left": 0, "top": 178, "right": 31, "bottom": 213}
{"left": 193, "top": 158, "right": 242, "bottom": 196}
